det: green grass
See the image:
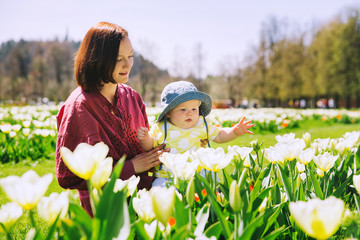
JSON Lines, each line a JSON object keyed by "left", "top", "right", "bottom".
{"left": 213, "top": 120, "right": 360, "bottom": 149}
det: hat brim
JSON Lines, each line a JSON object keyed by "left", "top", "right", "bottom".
{"left": 157, "top": 91, "right": 212, "bottom": 122}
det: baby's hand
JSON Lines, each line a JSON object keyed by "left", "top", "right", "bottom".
{"left": 233, "top": 117, "right": 254, "bottom": 136}
{"left": 137, "top": 127, "right": 150, "bottom": 141}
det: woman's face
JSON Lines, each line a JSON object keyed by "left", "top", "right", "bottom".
{"left": 112, "top": 37, "right": 134, "bottom": 84}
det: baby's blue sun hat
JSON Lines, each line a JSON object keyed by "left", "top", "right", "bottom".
{"left": 157, "top": 81, "right": 212, "bottom": 122}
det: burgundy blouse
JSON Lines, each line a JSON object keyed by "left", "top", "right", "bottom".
{"left": 56, "top": 84, "right": 153, "bottom": 215}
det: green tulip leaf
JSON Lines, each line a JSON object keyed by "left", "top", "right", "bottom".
{"left": 96, "top": 158, "right": 124, "bottom": 219}
{"left": 171, "top": 224, "right": 192, "bottom": 240}
{"left": 252, "top": 187, "right": 271, "bottom": 214}
{"left": 250, "top": 165, "right": 271, "bottom": 205}
{"left": 262, "top": 225, "right": 287, "bottom": 240}
{"left": 61, "top": 220, "right": 84, "bottom": 240}
{"left": 204, "top": 221, "right": 222, "bottom": 239}
{"left": 68, "top": 203, "right": 92, "bottom": 238}
{"left": 276, "top": 163, "right": 294, "bottom": 202}
{"left": 241, "top": 204, "right": 284, "bottom": 240}
{"left": 260, "top": 202, "right": 286, "bottom": 238}
{"left": 307, "top": 166, "right": 324, "bottom": 200}
{"left": 173, "top": 193, "right": 190, "bottom": 229}
{"left": 195, "top": 172, "right": 232, "bottom": 239}
{"left": 105, "top": 191, "right": 129, "bottom": 239}
{"left": 133, "top": 221, "right": 152, "bottom": 240}
{"left": 332, "top": 174, "right": 353, "bottom": 198}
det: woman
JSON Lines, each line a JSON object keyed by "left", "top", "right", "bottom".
{"left": 56, "top": 22, "right": 165, "bottom": 216}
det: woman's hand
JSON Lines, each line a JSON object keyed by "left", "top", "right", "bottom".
{"left": 131, "top": 145, "right": 169, "bottom": 174}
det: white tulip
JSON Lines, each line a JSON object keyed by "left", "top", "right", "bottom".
{"left": 191, "top": 147, "right": 233, "bottom": 172}
{"left": 275, "top": 133, "right": 295, "bottom": 143}
{"left": 274, "top": 140, "right": 304, "bottom": 162}
{"left": 144, "top": 220, "right": 157, "bottom": 239}
{"left": 151, "top": 186, "right": 175, "bottom": 226}
{"left": 0, "top": 202, "right": 23, "bottom": 231}
{"left": 0, "top": 124, "right": 12, "bottom": 133}
{"left": 9, "top": 131, "right": 16, "bottom": 138}
{"left": 296, "top": 162, "right": 305, "bottom": 173}
{"left": 22, "top": 128, "right": 30, "bottom": 136}
{"left": 22, "top": 120, "right": 31, "bottom": 128}
{"left": 297, "top": 148, "right": 315, "bottom": 165}
{"left": 37, "top": 191, "right": 69, "bottom": 224}
{"left": 342, "top": 131, "right": 360, "bottom": 147}
{"left": 60, "top": 142, "right": 109, "bottom": 180}
{"left": 12, "top": 124, "right": 21, "bottom": 132}
{"left": 317, "top": 168, "right": 324, "bottom": 177}
{"left": 160, "top": 152, "right": 199, "bottom": 181}
{"left": 90, "top": 157, "right": 113, "bottom": 189}
{"left": 311, "top": 138, "right": 330, "bottom": 155}
{"left": 302, "top": 132, "right": 311, "bottom": 148}
{"left": 300, "top": 172, "right": 307, "bottom": 181}
{"left": 114, "top": 175, "right": 140, "bottom": 197}
{"left": 132, "top": 189, "right": 155, "bottom": 222}
{"left": 289, "top": 197, "right": 345, "bottom": 240}
{"left": 227, "top": 145, "right": 253, "bottom": 160}
{"left": 264, "top": 147, "right": 285, "bottom": 164}
{"left": 0, "top": 171, "right": 52, "bottom": 210}
{"left": 313, "top": 152, "right": 338, "bottom": 173}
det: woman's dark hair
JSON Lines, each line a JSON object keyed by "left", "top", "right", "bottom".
{"left": 74, "top": 22, "right": 128, "bottom": 92}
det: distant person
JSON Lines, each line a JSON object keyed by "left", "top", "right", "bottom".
{"left": 56, "top": 22, "right": 167, "bottom": 217}
{"left": 300, "top": 99, "right": 306, "bottom": 108}
{"left": 137, "top": 81, "right": 254, "bottom": 186}
{"left": 241, "top": 98, "right": 248, "bottom": 109}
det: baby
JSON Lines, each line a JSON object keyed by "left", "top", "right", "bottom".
{"left": 137, "top": 81, "right": 254, "bottom": 186}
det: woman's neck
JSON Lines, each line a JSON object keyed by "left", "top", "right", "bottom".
{"left": 100, "top": 83, "right": 117, "bottom": 106}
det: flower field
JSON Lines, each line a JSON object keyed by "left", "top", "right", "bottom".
{"left": 1, "top": 105, "right": 360, "bottom": 239}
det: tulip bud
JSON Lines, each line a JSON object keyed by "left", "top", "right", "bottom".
{"left": 250, "top": 139, "right": 262, "bottom": 152}
{"left": 229, "top": 180, "right": 241, "bottom": 212}
{"left": 151, "top": 186, "right": 175, "bottom": 226}
{"left": 186, "top": 178, "right": 195, "bottom": 207}
{"left": 302, "top": 132, "right": 311, "bottom": 148}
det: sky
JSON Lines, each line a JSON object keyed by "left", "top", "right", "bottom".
{"left": 1, "top": 0, "right": 359, "bottom": 77}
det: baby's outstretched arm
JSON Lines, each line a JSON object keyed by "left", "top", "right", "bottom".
{"left": 137, "top": 127, "right": 154, "bottom": 151}
{"left": 233, "top": 117, "right": 254, "bottom": 136}
{"left": 213, "top": 117, "right": 254, "bottom": 143}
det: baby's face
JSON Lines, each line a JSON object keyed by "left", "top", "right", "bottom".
{"left": 166, "top": 100, "right": 201, "bottom": 129}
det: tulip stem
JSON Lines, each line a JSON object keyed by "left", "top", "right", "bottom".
{"left": 29, "top": 210, "right": 37, "bottom": 231}
{"left": 0, "top": 223, "right": 12, "bottom": 240}
{"left": 234, "top": 213, "right": 239, "bottom": 239}
{"left": 87, "top": 181, "right": 97, "bottom": 216}
{"left": 256, "top": 150, "right": 260, "bottom": 167}
{"left": 187, "top": 206, "right": 192, "bottom": 231}
{"left": 213, "top": 172, "right": 217, "bottom": 190}
{"left": 323, "top": 172, "right": 329, "bottom": 197}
